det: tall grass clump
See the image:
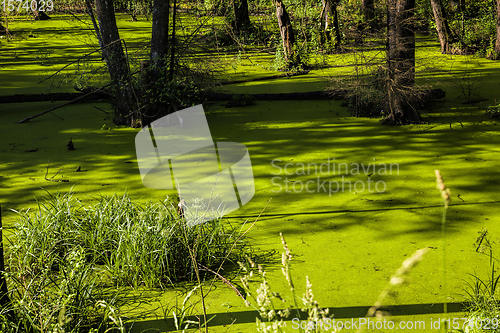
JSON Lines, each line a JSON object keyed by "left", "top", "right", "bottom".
{"left": 9, "top": 191, "right": 252, "bottom": 289}
{"left": 1, "top": 244, "right": 124, "bottom": 332}
{"left": 462, "top": 229, "right": 500, "bottom": 333}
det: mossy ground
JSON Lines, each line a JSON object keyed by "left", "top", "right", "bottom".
{"left": 1, "top": 14, "right": 500, "bottom": 332}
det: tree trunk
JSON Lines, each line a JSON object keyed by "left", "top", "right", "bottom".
{"left": 169, "top": 0, "right": 177, "bottom": 80}
{"left": 139, "top": 0, "right": 171, "bottom": 124}
{"left": 233, "top": 0, "right": 251, "bottom": 33}
{"left": 494, "top": 0, "right": 500, "bottom": 58}
{"left": 385, "top": 0, "right": 420, "bottom": 125}
{"left": 150, "top": 0, "right": 170, "bottom": 69}
{"left": 430, "top": 0, "right": 453, "bottom": 54}
{"left": 331, "top": 0, "right": 341, "bottom": 49}
{"left": 321, "top": 0, "right": 342, "bottom": 50}
{"left": 85, "top": 0, "right": 102, "bottom": 48}
{"left": 95, "top": 0, "right": 138, "bottom": 126}
{"left": 361, "top": 0, "right": 375, "bottom": 21}
{"left": 274, "top": 0, "right": 299, "bottom": 67}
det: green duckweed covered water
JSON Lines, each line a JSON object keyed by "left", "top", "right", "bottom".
{"left": 1, "top": 14, "right": 500, "bottom": 332}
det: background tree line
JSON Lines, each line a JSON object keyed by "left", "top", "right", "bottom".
{"left": 1, "top": 0, "right": 500, "bottom": 126}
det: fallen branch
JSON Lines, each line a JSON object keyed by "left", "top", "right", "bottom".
{"left": 198, "top": 264, "right": 246, "bottom": 301}
{"left": 18, "top": 84, "right": 111, "bottom": 124}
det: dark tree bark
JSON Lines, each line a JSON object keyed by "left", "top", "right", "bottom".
{"left": 320, "top": 0, "right": 342, "bottom": 50}
{"left": 138, "top": 0, "right": 171, "bottom": 125}
{"left": 150, "top": 0, "right": 170, "bottom": 70}
{"left": 430, "top": 0, "right": 453, "bottom": 54}
{"left": 85, "top": 0, "right": 102, "bottom": 48}
{"left": 95, "top": 0, "right": 138, "bottom": 126}
{"left": 361, "top": 0, "right": 375, "bottom": 21}
{"left": 274, "top": 0, "right": 299, "bottom": 67}
{"left": 233, "top": 0, "right": 251, "bottom": 33}
{"left": 385, "top": 0, "right": 420, "bottom": 125}
{"left": 494, "top": 0, "right": 500, "bottom": 58}
{"left": 274, "top": 0, "right": 300, "bottom": 67}
{"left": 169, "top": 0, "right": 177, "bottom": 80}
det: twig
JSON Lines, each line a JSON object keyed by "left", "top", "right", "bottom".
{"left": 45, "top": 159, "right": 69, "bottom": 183}
{"left": 198, "top": 264, "right": 246, "bottom": 301}
{"left": 38, "top": 40, "right": 122, "bottom": 84}
{"left": 18, "top": 84, "right": 111, "bottom": 123}
{"left": 206, "top": 198, "right": 272, "bottom": 299}
{"left": 90, "top": 103, "right": 110, "bottom": 114}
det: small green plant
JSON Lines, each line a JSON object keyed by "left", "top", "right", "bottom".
{"left": 462, "top": 230, "right": 500, "bottom": 333}
{"left": 239, "top": 233, "right": 336, "bottom": 333}
{"left": 272, "top": 42, "right": 288, "bottom": 72}
{"left": 486, "top": 101, "right": 500, "bottom": 119}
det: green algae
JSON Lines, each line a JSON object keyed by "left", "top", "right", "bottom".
{"left": 1, "top": 15, "right": 500, "bottom": 332}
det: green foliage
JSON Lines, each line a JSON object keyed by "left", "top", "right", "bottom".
{"left": 1, "top": 190, "right": 254, "bottom": 331}
{"left": 487, "top": 102, "right": 500, "bottom": 119}
{"left": 272, "top": 41, "right": 289, "bottom": 71}
{"left": 239, "top": 234, "right": 334, "bottom": 333}
{"left": 424, "top": 0, "right": 497, "bottom": 56}
{"left": 462, "top": 229, "right": 500, "bottom": 333}
{"left": 2, "top": 244, "right": 123, "bottom": 332}
{"left": 9, "top": 191, "right": 252, "bottom": 288}
{"left": 203, "top": 0, "right": 231, "bottom": 15}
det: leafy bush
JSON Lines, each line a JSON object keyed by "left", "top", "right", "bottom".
{"left": 486, "top": 102, "right": 500, "bottom": 119}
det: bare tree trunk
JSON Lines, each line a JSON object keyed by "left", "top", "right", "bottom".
{"left": 169, "top": 0, "right": 177, "bottom": 80}
{"left": 320, "top": 0, "right": 341, "bottom": 50}
{"left": 494, "top": 0, "right": 500, "bottom": 58}
{"left": 395, "top": 0, "right": 415, "bottom": 89}
{"left": 430, "top": 0, "right": 453, "bottom": 53}
{"left": 151, "top": 0, "right": 170, "bottom": 69}
{"left": 274, "top": 0, "right": 299, "bottom": 67}
{"left": 138, "top": 0, "right": 171, "bottom": 124}
{"left": 385, "top": 0, "right": 420, "bottom": 125}
{"left": 331, "top": 0, "right": 341, "bottom": 49}
{"left": 95, "top": 0, "right": 138, "bottom": 126}
{"left": 233, "top": 0, "right": 251, "bottom": 33}
{"left": 85, "top": 0, "right": 102, "bottom": 48}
